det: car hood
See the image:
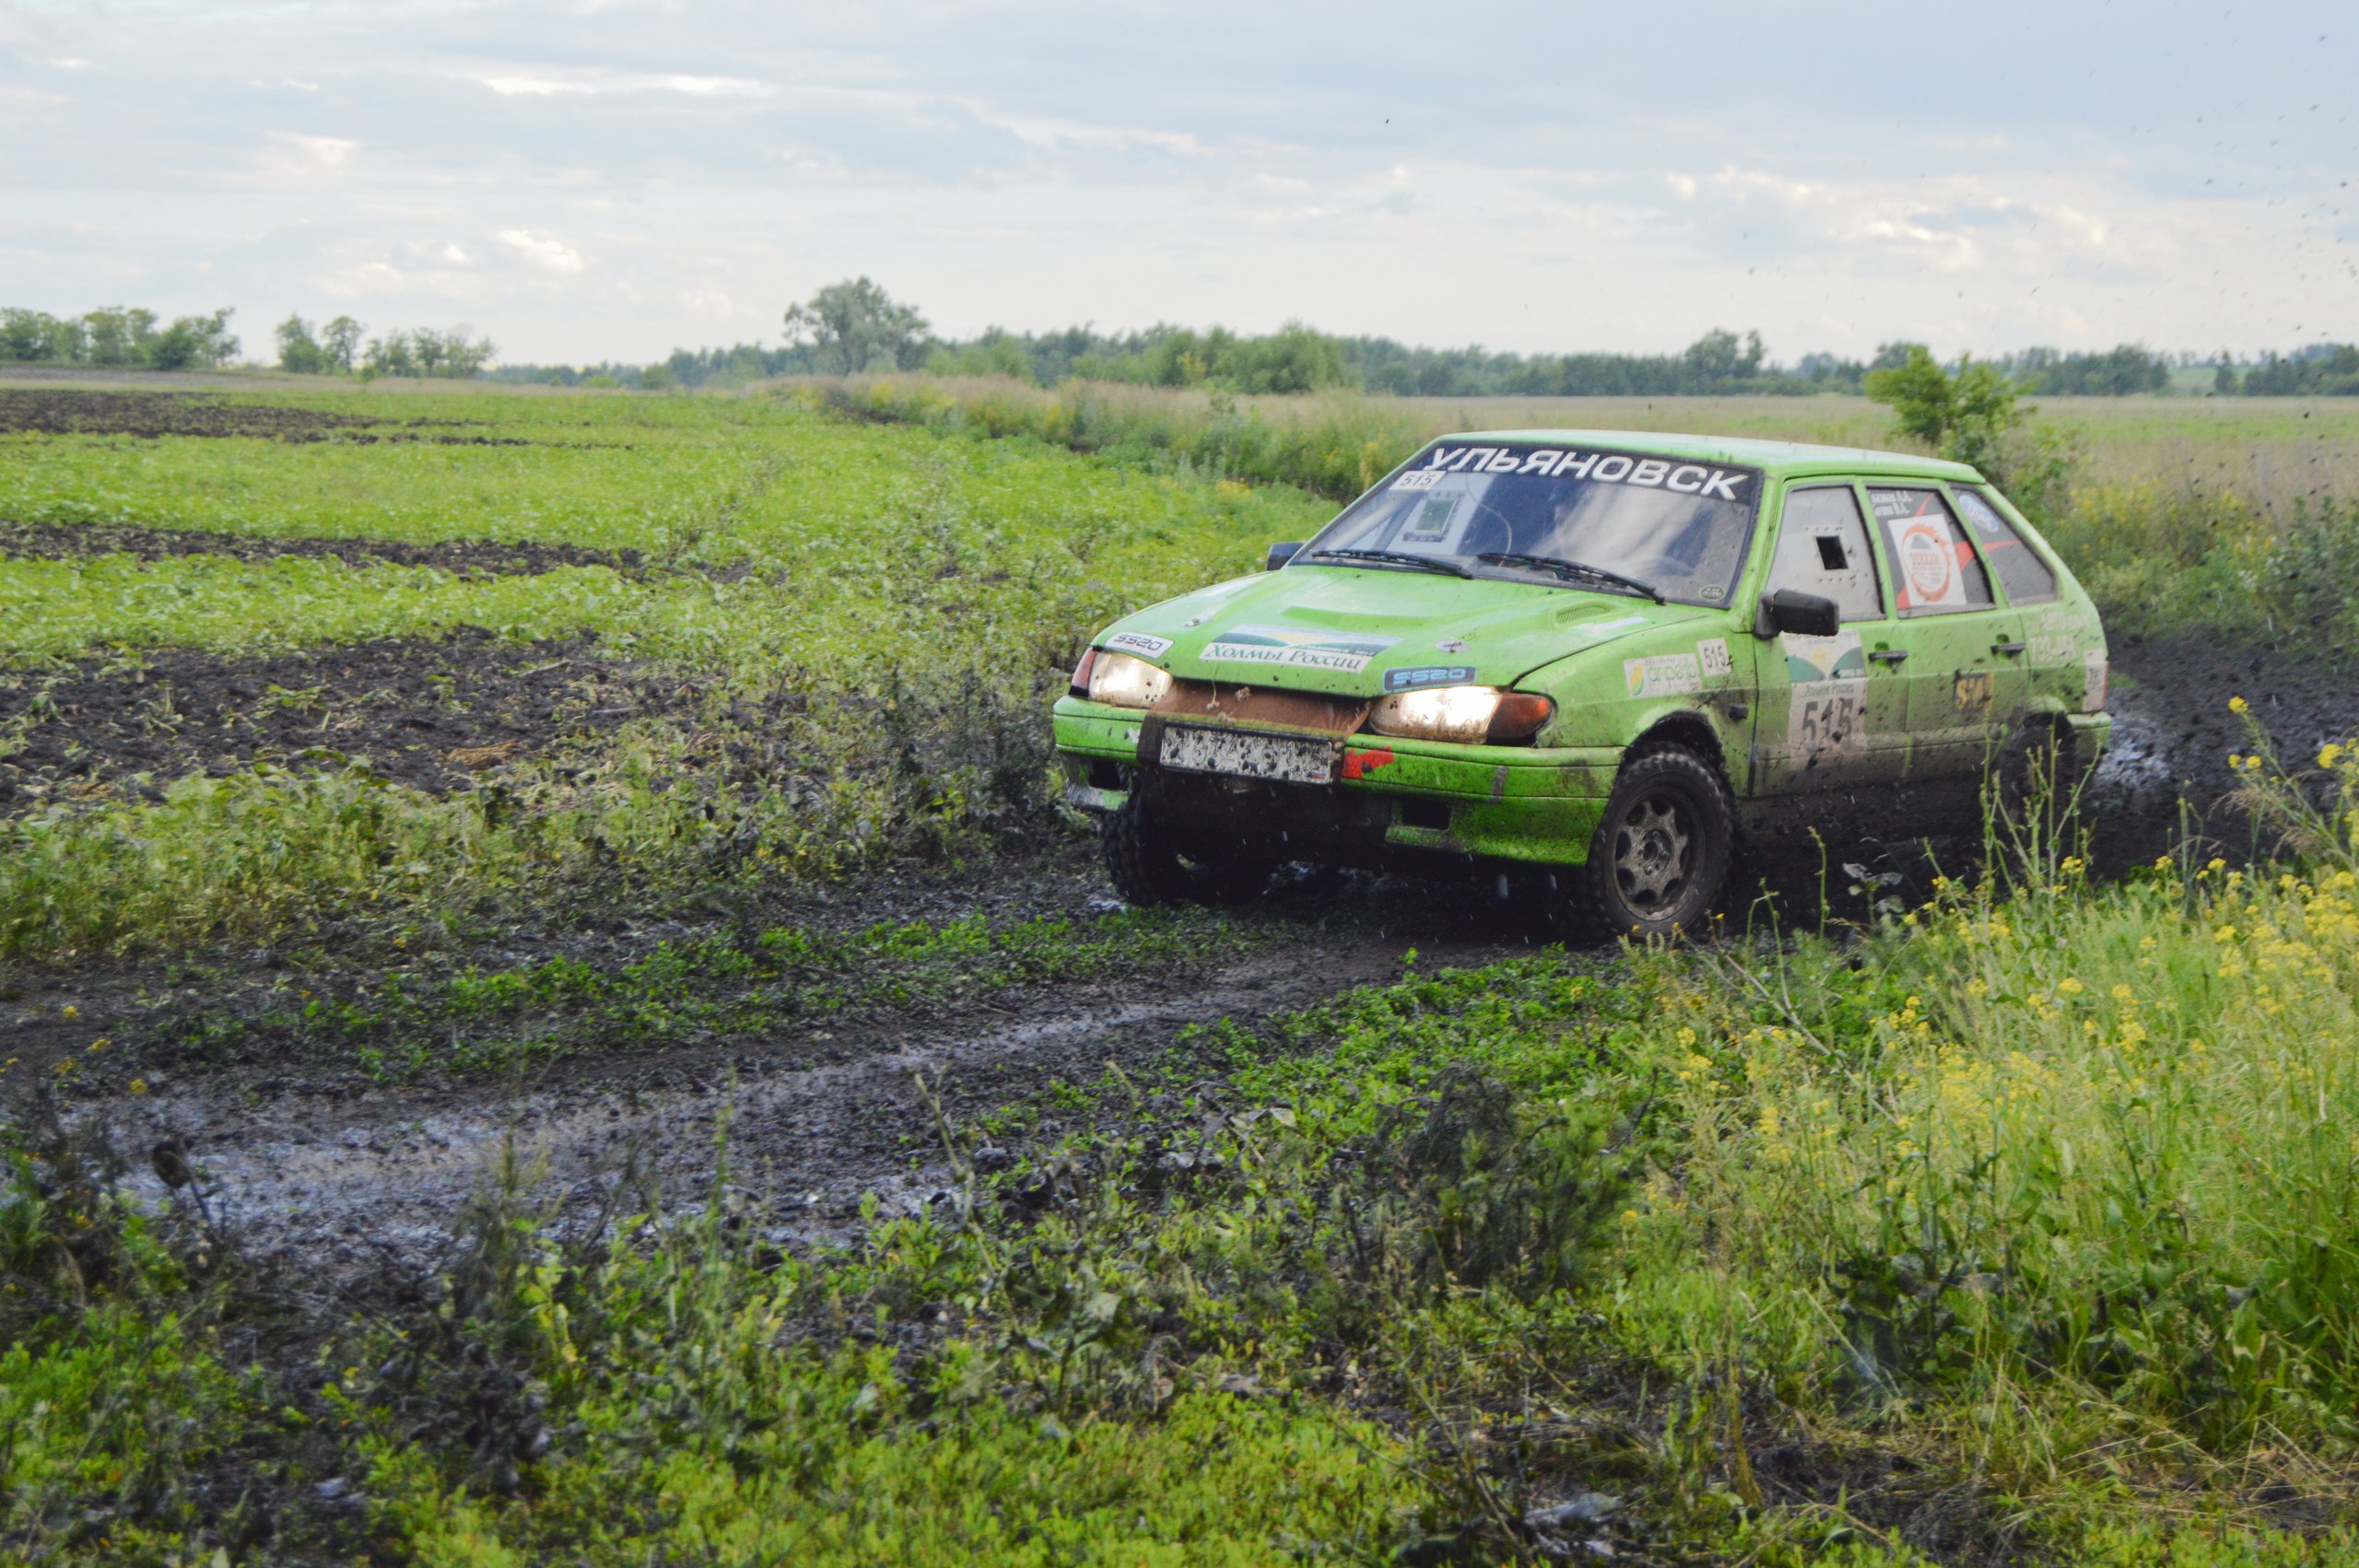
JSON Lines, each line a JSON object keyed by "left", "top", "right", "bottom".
{"left": 1100, "top": 565, "right": 1711, "bottom": 696}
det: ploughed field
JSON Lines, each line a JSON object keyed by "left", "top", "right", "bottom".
{"left": 6, "top": 381, "right": 2359, "bottom": 1567}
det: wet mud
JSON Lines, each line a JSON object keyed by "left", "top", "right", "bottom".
{"left": 25, "top": 864, "right": 1547, "bottom": 1272}
{"left": 0, "top": 630, "right": 675, "bottom": 812}
{"left": 0, "top": 388, "right": 529, "bottom": 444}
{"left": 2086, "top": 635, "right": 2359, "bottom": 867}
{"left": 100, "top": 943, "right": 1419, "bottom": 1266}
{"left": 0, "top": 518, "right": 644, "bottom": 578}
{"left": 7, "top": 635, "right": 2356, "bottom": 1281}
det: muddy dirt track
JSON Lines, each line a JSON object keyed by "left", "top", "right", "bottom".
{"left": 39, "top": 868, "right": 1544, "bottom": 1271}
{"left": 6, "top": 632, "right": 2353, "bottom": 1278}
{"left": 0, "top": 387, "right": 532, "bottom": 444}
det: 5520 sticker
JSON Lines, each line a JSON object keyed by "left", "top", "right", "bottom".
{"left": 1104, "top": 631, "right": 1172, "bottom": 659}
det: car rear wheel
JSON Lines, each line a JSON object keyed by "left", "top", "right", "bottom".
{"left": 1992, "top": 716, "right": 2089, "bottom": 861}
{"left": 1099, "top": 788, "right": 1270, "bottom": 907}
{"left": 1997, "top": 717, "right": 2084, "bottom": 823}
{"left": 1581, "top": 744, "right": 1736, "bottom": 940}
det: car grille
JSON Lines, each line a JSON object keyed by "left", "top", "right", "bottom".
{"left": 1151, "top": 678, "right": 1369, "bottom": 735}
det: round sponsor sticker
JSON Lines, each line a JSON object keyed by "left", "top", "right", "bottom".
{"left": 1900, "top": 522, "right": 1954, "bottom": 603}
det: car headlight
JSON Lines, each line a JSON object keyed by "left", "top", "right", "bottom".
{"left": 1367, "top": 685, "right": 1554, "bottom": 744}
{"left": 1082, "top": 649, "right": 1173, "bottom": 709}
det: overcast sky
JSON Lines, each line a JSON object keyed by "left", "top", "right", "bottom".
{"left": 3, "top": 0, "right": 2353, "bottom": 365}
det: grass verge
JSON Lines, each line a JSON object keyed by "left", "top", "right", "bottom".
{"left": 19, "top": 767, "right": 2359, "bottom": 1561}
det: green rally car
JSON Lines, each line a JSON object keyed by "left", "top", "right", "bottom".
{"left": 1053, "top": 430, "right": 2110, "bottom": 935}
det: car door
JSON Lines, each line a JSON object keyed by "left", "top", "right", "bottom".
{"left": 1755, "top": 481, "right": 1912, "bottom": 794}
{"left": 1950, "top": 484, "right": 2067, "bottom": 711}
{"left": 1860, "top": 483, "right": 2021, "bottom": 781}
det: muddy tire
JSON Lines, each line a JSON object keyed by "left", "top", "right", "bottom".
{"left": 1098, "top": 788, "right": 1269, "bottom": 907}
{"left": 1580, "top": 744, "right": 1737, "bottom": 940}
{"left": 1996, "top": 717, "right": 2086, "bottom": 841}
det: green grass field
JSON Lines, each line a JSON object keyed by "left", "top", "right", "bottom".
{"left": 6, "top": 380, "right": 2359, "bottom": 1566}
{"left": 829, "top": 375, "right": 2359, "bottom": 656}
{"left": 0, "top": 389, "right": 1328, "bottom": 958}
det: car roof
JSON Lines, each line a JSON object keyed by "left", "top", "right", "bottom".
{"left": 1443, "top": 428, "right": 1982, "bottom": 482}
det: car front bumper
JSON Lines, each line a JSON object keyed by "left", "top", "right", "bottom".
{"left": 1051, "top": 696, "right": 1621, "bottom": 868}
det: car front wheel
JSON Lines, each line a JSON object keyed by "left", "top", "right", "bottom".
{"left": 1098, "top": 787, "right": 1270, "bottom": 907}
{"left": 1581, "top": 744, "right": 1736, "bottom": 940}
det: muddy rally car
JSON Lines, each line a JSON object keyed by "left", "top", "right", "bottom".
{"left": 1054, "top": 431, "right": 2109, "bottom": 935}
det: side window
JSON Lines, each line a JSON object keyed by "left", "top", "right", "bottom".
{"left": 1952, "top": 487, "right": 2059, "bottom": 605}
{"left": 1767, "top": 485, "right": 1883, "bottom": 623}
{"left": 1866, "top": 487, "right": 1993, "bottom": 617}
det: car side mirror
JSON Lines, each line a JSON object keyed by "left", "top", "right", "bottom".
{"left": 1756, "top": 588, "right": 1840, "bottom": 639}
{"left": 1266, "top": 541, "right": 1304, "bottom": 571}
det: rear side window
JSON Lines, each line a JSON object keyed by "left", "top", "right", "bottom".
{"left": 1867, "top": 487, "right": 1994, "bottom": 617}
{"left": 1767, "top": 486, "right": 1884, "bottom": 622}
{"left": 1953, "top": 488, "right": 2060, "bottom": 605}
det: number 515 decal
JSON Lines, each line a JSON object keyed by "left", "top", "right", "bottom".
{"left": 1790, "top": 679, "right": 1865, "bottom": 759}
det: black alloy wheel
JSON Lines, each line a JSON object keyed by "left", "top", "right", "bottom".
{"left": 1581, "top": 744, "right": 1737, "bottom": 939}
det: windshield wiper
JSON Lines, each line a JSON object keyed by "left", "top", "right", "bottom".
{"left": 1473, "top": 551, "right": 1662, "bottom": 602}
{"left": 1307, "top": 547, "right": 1473, "bottom": 579}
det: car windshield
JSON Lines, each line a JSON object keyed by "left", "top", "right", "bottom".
{"left": 1302, "top": 440, "right": 1763, "bottom": 606}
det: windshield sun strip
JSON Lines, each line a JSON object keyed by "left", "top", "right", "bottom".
{"left": 1301, "top": 443, "right": 1766, "bottom": 608}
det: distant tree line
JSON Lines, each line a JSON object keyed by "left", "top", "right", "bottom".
{"left": 923, "top": 319, "right": 1846, "bottom": 396}
{"left": 0, "top": 305, "right": 499, "bottom": 380}
{"left": 481, "top": 276, "right": 2359, "bottom": 399}
{"left": 1991, "top": 345, "right": 2172, "bottom": 396}
{"left": 488, "top": 345, "right": 816, "bottom": 390}
{"left": 275, "top": 315, "right": 495, "bottom": 379}
{"left": 0, "top": 307, "right": 241, "bottom": 370}
{"left": 2227, "top": 344, "right": 2359, "bottom": 396}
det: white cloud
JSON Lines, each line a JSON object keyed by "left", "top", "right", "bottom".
{"left": 3, "top": 0, "right": 2348, "bottom": 360}
{"left": 497, "top": 229, "right": 586, "bottom": 273}
{"left": 963, "top": 104, "right": 1205, "bottom": 159}
{"left": 264, "top": 131, "right": 358, "bottom": 169}
{"left": 467, "top": 67, "right": 769, "bottom": 99}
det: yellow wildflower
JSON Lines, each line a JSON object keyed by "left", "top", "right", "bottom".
{"left": 2230, "top": 696, "right": 2249, "bottom": 714}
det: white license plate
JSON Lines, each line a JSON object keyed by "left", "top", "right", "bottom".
{"left": 1158, "top": 725, "right": 1334, "bottom": 786}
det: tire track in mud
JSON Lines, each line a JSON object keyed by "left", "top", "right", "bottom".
{"left": 94, "top": 931, "right": 1515, "bottom": 1269}
{"left": 43, "top": 639, "right": 2359, "bottom": 1275}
